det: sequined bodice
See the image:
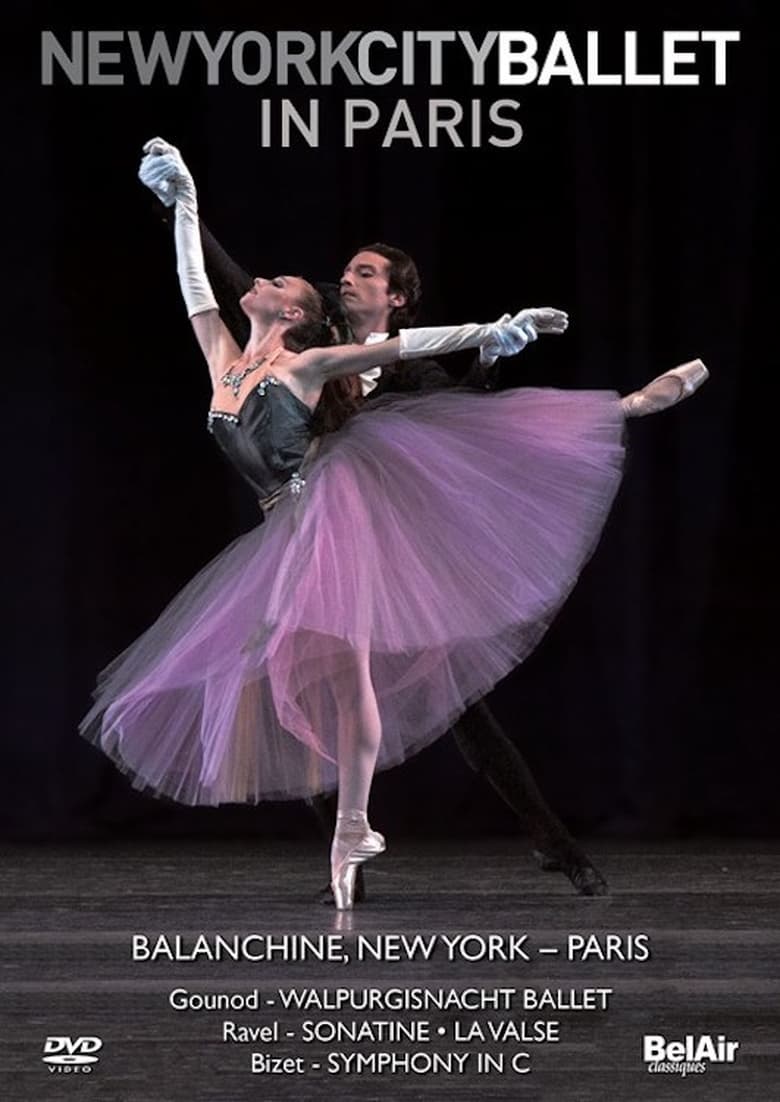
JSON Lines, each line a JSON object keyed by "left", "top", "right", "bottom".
{"left": 207, "top": 376, "right": 314, "bottom": 505}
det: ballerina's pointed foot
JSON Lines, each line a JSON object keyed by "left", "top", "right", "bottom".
{"left": 317, "top": 865, "right": 367, "bottom": 906}
{"left": 331, "top": 822, "right": 385, "bottom": 911}
{"left": 622, "top": 358, "right": 709, "bottom": 418}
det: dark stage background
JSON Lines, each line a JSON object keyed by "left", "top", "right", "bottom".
{"left": 3, "top": 2, "right": 775, "bottom": 843}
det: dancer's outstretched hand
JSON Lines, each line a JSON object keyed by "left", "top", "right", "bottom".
{"left": 138, "top": 137, "right": 196, "bottom": 207}
{"left": 515, "top": 307, "right": 569, "bottom": 335}
{"left": 479, "top": 313, "right": 537, "bottom": 366}
{"left": 478, "top": 307, "right": 568, "bottom": 366}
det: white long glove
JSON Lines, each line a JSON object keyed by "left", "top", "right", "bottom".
{"left": 138, "top": 137, "right": 218, "bottom": 319}
{"left": 476, "top": 312, "right": 537, "bottom": 366}
{"left": 138, "top": 138, "right": 181, "bottom": 206}
{"left": 400, "top": 307, "right": 568, "bottom": 362}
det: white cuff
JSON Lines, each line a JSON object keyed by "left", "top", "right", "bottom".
{"left": 359, "top": 367, "right": 382, "bottom": 396}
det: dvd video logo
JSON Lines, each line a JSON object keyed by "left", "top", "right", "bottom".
{"left": 42, "top": 1036, "right": 102, "bottom": 1073}
{"left": 643, "top": 1034, "right": 739, "bottom": 1076}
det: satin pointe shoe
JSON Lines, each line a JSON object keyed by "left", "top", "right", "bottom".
{"left": 621, "top": 358, "right": 709, "bottom": 417}
{"left": 317, "top": 866, "right": 367, "bottom": 906}
{"left": 331, "top": 816, "right": 386, "bottom": 911}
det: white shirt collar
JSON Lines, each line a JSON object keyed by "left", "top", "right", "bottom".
{"left": 359, "top": 332, "right": 390, "bottom": 396}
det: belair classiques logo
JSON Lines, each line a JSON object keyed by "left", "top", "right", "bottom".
{"left": 643, "top": 1033, "right": 739, "bottom": 1076}
{"left": 42, "top": 1036, "right": 103, "bottom": 1072}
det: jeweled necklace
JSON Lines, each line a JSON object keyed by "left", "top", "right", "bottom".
{"left": 220, "top": 346, "right": 284, "bottom": 398}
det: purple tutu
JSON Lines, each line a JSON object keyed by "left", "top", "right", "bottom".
{"left": 80, "top": 387, "right": 625, "bottom": 804}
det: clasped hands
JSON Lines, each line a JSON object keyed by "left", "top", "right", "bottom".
{"left": 138, "top": 136, "right": 194, "bottom": 206}
{"left": 479, "top": 307, "right": 569, "bottom": 366}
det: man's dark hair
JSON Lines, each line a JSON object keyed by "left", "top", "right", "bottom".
{"left": 359, "top": 242, "right": 422, "bottom": 332}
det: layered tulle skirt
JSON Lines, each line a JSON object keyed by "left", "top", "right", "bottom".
{"left": 80, "top": 387, "right": 625, "bottom": 804}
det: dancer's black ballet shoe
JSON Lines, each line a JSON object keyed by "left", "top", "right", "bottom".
{"left": 317, "top": 866, "right": 366, "bottom": 906}
{"left": 567, "top": 862, "right": 609, "bottom": 896}
{"left": 532, "top": 848, "right": 609, "bottom": 896}
{"left": 331, "top": 828, "right": 385, "bottom": 911}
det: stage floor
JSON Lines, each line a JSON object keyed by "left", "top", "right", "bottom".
{"left": 1, "top": 837, "right": 778, "bottom": 1100}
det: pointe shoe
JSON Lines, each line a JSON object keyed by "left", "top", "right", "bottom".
{"left": 317, "top": 866, "right": 367, "bottom": 906}
{"left": 622, "top": 358, "right": 709, "bottom": 417}
{"left": 331, "top": 828, "right": 385, "bottom": 911}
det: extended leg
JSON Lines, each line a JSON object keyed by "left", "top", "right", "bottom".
{"left": 452, "top": 699, "right": 607, "bottom": 896}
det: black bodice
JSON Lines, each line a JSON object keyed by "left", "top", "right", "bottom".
{"left": 207, "top": 376, "right": 314, "bottom": 505}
